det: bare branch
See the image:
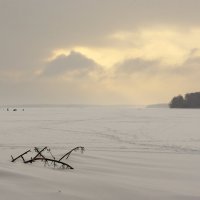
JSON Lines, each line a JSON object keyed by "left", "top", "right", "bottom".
{"left": 59, "top": 146, "right": 85, "bottom": 161}
{"left": 11, "top": 150, "right": 31, "bottom": 162}
{"left": 24, "top": 157, "right": 74, "bottom": 169}
{"left": 10, "top": 146, "right": 85, "bottom": 170}
{"left": 33, "top": 147, "right": 47, "bottom": 160}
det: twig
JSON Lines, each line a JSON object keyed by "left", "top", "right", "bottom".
{"left": 11, "top": 146, "right": 85, "bottom": 170}
{"left": 11, "top": 150, "right": 31, "bottom": 162}
{"left": 59, "top": 146, "right": 85, "bottom": 161}
{"left": 24, "top": 157, "right": 74, "bottom": 169}
{"left": 33, "top": 147, "right": 47, "bottom": 160}
{"left": 47, "top": 148, "right": 56, "bottom": 160}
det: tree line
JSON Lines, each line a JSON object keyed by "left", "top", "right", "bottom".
{"left": 169, "top": 92, "right": 200, "bottom": 108}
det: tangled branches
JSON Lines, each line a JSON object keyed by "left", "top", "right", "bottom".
{"left": 11, "top": 146, "right": 85, "bottom": 170}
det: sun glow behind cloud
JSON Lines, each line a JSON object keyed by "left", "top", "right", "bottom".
{"left": 109, "top": 27, "right": 200, "bottom": 66}
{"left": 7, "top": 26, "right": 199, "bottom": 105}
{"left": 47, "top": 47, "right": 138, "bottom": 69}
{"left": 1, "top": 0, "right": 200, "bottom": 105}
{"left": 47, "top": 27, "right": 200, "bottom": 71}
{"left": 39, "top": 26, "right": 200, "bottom": 104}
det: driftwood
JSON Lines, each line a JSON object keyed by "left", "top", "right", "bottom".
{"left": 11, "top": 146, "right": 85, "bottom": 170}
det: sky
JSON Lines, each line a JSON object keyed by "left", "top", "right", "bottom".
{"left": 0, "top": 0, "right": 200, "bottom": 105}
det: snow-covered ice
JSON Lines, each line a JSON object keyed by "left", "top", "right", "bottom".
{"left": 0, "top": 106, "right": 200, "bottom": 199}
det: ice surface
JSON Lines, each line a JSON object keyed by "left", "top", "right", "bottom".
{"left": 0, "top": 106, "right": 200, "bottom": 199}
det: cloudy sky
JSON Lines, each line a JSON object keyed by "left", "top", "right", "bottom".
{"left": 1, "top": 0, "right": 200, "bottom": 105}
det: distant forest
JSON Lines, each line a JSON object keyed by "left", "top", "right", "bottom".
{"left": 169, "top": 92, "right": 200, "bottom": 108}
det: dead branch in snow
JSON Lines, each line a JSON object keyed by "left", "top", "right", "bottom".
{"left": 24, "top": 157, "right": 74, "bottom": 169}
{"left": 11, "top": 146, "right": 85, "bottom": 170}
{"left": 59, "top": 146, "right": 85, "bottom": 161}
{"left": 11, "top": 149, "right": 31, "bottom": 162}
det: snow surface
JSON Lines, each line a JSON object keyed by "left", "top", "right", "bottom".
{"left": 0, "top": 106, "right": 200, "bottom": 199}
